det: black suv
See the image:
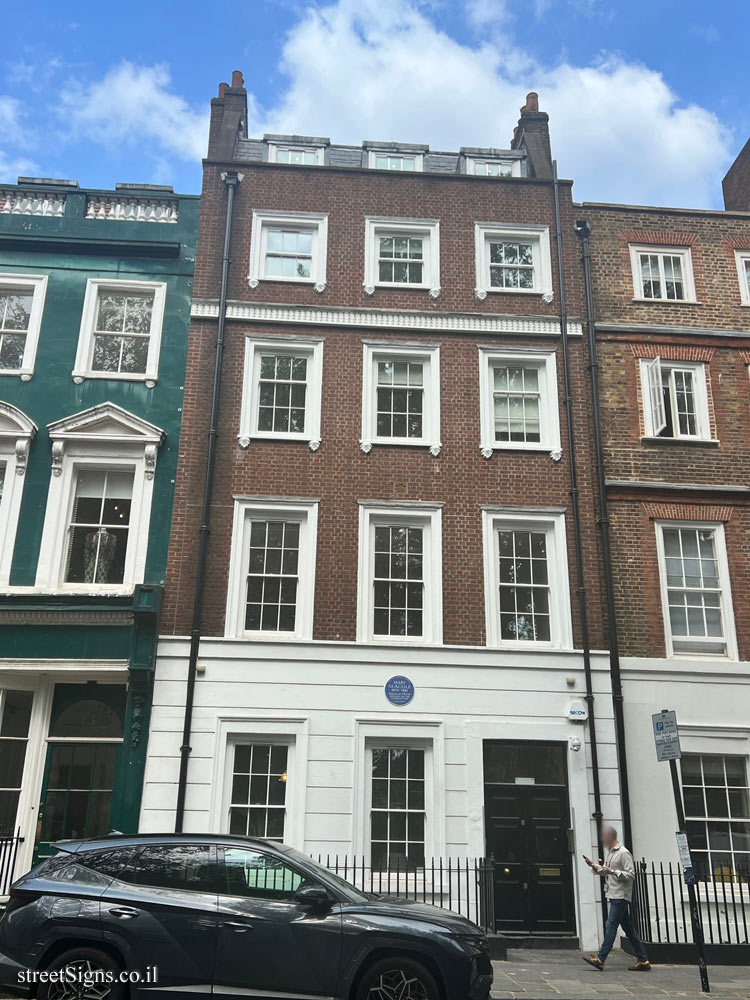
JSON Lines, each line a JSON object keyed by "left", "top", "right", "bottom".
{"left": 0, "top": 834, "right": 492, "bottom": 1000}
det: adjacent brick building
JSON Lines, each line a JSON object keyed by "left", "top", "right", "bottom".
{"left": 578, "top": 177, "right": 750, "bottom": 894}
{"left": 142, "top": 76, "right": 616, "bottom": 948}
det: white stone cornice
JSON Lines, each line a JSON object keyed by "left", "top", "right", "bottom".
{"left": 191, "top": 299, "right": 582, "bottom": 337}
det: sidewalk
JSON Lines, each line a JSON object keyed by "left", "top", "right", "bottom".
{"left": 491, "top": 949, "right": 750, "bottom": 999}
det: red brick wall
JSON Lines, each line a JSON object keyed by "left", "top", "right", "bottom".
{"left": 583, "top": 203, "right": 750, "bottom": 659}
{"left": 164, "top": 160, "right": 607, "bottom": 648}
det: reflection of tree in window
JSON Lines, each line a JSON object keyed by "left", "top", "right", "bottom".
{"left": 65, "top": 471, "right": 133, "bottom": 585}
{"left": 0, "top": 289, "right": 33, "bottom": 370}
{"left": 126, "top": 845, "right": 211, "bottom": 891}
{"left": 493, "top": 366, "right": 541, "bottom": 442}
{"left": 264, "top": 230, "right": 312, "bottom": 278}
{"left": 257, "top": 354, "right": 307, "bottom": 433}
{"left": 92, "top": 291, "right": 153, "bottom": 374}
{"left": 229, "top": 743, "right": 288, "bottom": 841}
{"left": 373, "top": 526, "right": 423, "bottom": 637}
{"left": 371, "top": 747, "right": 425, "bottom": 869}
{"left": 245, "top": 521, "right": 299, "bottom": 632}
{"left": 498, "top": 530, "right": 550, "bottom": 641}
{"left": 0, "top": 690, "right": 33, "bottom": 836}
{"left": 376, "top": 361, "right": 423, "bottom": 438}
{"left": 378, "top": 237, "right": 423, "bottom": 284}
{"left": 681, "top": 754, "right": 750, "bottom": 883}
{"left": 489, "top": 241, "right": 534, "bottom": 290}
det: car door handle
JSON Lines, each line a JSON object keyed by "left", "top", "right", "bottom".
{"left": 109, "top": 906, "right": 140, "bottom": 919}
{"left": 223, "top": 920, "right": 253, "bottom": 932}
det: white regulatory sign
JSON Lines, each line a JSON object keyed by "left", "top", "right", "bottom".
{"left": 652, "top": 709, "right": 681, "bottom": 762}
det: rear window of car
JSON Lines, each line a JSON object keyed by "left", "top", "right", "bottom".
{"left": 117, "top": 845, "right": 213, "bottom": 892}
{"left": 78, "top": 848, "right": 138, "bottom": 878}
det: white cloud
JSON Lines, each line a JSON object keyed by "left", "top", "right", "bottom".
{"left": 0, "top": 96, "right": 39, "bottom": 181}
{"left": 59, "top": 61, "right": 209, "bottom": 162}
{"left": 251, "top": 0, "right": 731, "bottom": 208}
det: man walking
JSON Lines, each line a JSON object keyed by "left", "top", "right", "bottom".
{"left": 583, "top": 825, "right": 651, "bottom": 972}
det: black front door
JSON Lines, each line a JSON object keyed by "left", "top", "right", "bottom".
{"left": 484, "top": 741, "right": 575, "bottom": 934}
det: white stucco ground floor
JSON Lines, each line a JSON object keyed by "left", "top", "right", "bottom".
{"left": 141, "top": 638, "right": 624, "bottom": 950}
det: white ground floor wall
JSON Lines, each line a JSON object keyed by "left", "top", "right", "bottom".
{"left": 142, "top": 638, "right": 623, "bottom": 950}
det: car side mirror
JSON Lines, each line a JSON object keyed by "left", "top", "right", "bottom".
{"left": 294, "top": 883, "right": 331, "bottom": 907}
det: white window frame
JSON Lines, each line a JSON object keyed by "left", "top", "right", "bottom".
{"left": 0, "top": 402, "right": 37, "bottom": 585}
{"left": 467, "top": 157, "right": 521, "bottom": 178}
{"left": 478, "top": 348, "right": 561, "bottom": 459}
{"left": 225, "top": 497, "right": 319, "bottom": 640}
{"left": 639, "top": 358, "right": 711, "bottom": 441}
{"left": 248, "top": 210, "right": 328, "bottom": 292}
{"left": 474, "top": 222, "right": 553, "bottom": 302}
{"left": 353, "top": 718, "right": 446, "bottom": 865}
{"left": 734, "top": 251, "right": 750, "bottom": 306}
{"left": 71, "top": 279, "right": 166, "bottom": 387}
{"left": 367, "top": 151, "right": 424, "bottom": 172}
{"left": 360, "top": 342, "right": 441, "bottom": 455}
{"left": 238, "top": 336, "right": 324, "bottom": 450}
{"left": 363, "top": 217, "right": 440, "bottom": 297}
{"left": 357, "top": 502, "right": 443, "bottom": 645}
{"left": 629, "top": 245, "right": 697, "bottom": 303}
{"left": 35, "top": 403, "right": 163, "bottom": 593}
{"left": 267, "top": 143, "right": 325, "bottom": 166}
{"left": 0, "top": 273, "right": 48, "bottom": 380}
{"left": 482, "top": 508, "right": 573, "bottom": 649}
{"left": 211, "top": 714, "right": 310, "bottom": 850}
{"left": 655, "top": 520, "right": 737, "bottom": 661}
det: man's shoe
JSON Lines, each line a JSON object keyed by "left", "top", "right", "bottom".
{"left": 583, "top": 956, "right": 605, "bottom": 971}
{"left": 629, "top": 961, "right": 651, "bottom": 972}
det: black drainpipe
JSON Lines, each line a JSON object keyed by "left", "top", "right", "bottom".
{"left": 575, "top": 218, "right": 633, "bottom": 849}
{"left": 175, "top": 170, "right": 240, "bottom": 833}
{"left": 552, "top": 165, "right": 606, "bottom": 919}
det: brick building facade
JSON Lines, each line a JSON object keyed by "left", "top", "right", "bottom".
{"left": 142, "top": 77, "right": 616, "bottom": 947}
{"left": 577, "top": 189, "right": 750, "bottom": 897}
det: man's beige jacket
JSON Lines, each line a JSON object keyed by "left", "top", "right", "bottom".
{"left": 594, "top": 843, "right": 636, "bottom": 901}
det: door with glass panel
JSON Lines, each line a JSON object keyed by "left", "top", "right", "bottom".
{"left": 35, "top": 684, "right": 126, "bottom": 863}
{"left": 0, "top": 690, "right": 34, "bottom": 842}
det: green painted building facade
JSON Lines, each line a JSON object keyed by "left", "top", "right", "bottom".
{"left": 0, "top": 179, "right": 198, "bottom": 877}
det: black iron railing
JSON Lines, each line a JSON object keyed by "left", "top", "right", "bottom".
{"left": 0, "top": 832, "right": 24, "bottom": 895}
{"left": 318, "top": 855, "right": 495, "bottom": 934}
{"left": 633, "top": 859, "right": 750, "bottom": 946}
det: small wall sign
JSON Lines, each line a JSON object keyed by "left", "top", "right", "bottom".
{"left": 384, "top": 675, "right": 415, "bottom": 706}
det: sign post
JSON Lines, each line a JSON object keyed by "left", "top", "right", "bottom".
{"left": 652, "top": 709, "right": 710, "bottom": 993}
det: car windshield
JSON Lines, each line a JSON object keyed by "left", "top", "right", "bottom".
{"left": 278, "top": 846, "right": 369, "bottom": 902}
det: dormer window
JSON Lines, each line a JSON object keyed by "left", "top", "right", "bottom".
{"left": 268, "top": 144, "right": 324, "bottom": 166}
{"left": 368, "top": 151, "right": 424, "bottom": 172}
{"left": 472, "top": 160, "right": 514, "bottom": 177}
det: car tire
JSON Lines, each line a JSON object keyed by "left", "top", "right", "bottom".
{"left": 355, "top": 955, "right": 440, "bottom": 1000}
{"left": 39, "top": 947, "right": 126, "bottom": 1000}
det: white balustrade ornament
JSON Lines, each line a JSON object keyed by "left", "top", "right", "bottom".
{"left": 85, "top": 197, "right": 179, "bottom": 223}
{"left": 0, "top": 191, "right": 66, "bottom": 217}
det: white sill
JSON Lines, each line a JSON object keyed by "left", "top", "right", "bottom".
{"left": 668, "top": 649, "right": 731, "bottom": 661}
{"left": 486, "top": 640, "right": 569, "bottom": 651}
{"left": 641, "top": 435, "right": 718, "bottom": 446}
{"left": 251, "top": 275, "right": 317, "bottom": 285}
{"left": 484, "top": 442, "right": 555, "bottom": 452}
{"left": 0, "top": 368, "right": 34, "bottom": 378}
{"left": 8, "top": 585, "right": 136, "bottom": 597}
{"left": 240, "top": 432, "right": 313, "bottom": 443}
{"left": 368, "top": 438, "right": 433, "bottom": 448}
{"left": 362, "top": 634, "right": 441, "bottom": 646}
{"left": 231, "top": 630, "right": 311, "bottom": 642}
{"left": 632, "top": 297, "right": 700, "bottom": 305}
{"left": 72, "top": 370, "right": 156, "bottom": 384}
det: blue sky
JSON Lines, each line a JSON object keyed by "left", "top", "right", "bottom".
{"left": 1, "top": 0, "right": 747, "bottom": 208}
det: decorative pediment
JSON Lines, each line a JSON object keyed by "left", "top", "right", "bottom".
{"left": 47, "top": 402, "right": 164, "bottom": 445}
{"left": 0, "top": 401, "right": 37, "bottom": 475}
{"left": 47, "top": 403, "right": 164, "bottom": 478}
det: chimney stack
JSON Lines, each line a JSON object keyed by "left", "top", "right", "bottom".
{"left": 511, "top": 92, "right": 553, "bottom": 179}
{"left": 722, "top": 137, "right": 750, "bottom": 212}
{"left": 207, "top": 70, "right": 248, "bottom": 161}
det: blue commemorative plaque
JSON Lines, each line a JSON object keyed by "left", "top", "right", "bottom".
{"left": 384, "top": 675, "right": 415, "bottom": 706}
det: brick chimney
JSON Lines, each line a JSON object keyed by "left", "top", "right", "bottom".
{"left": 207, "top": 70, "right": 248, "bottom": 162}
{"left": 511, "top": 92, "right": 553, "bottom": 180}
{"left": 722, "top": 137, "right": 750, "bottom": 212}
